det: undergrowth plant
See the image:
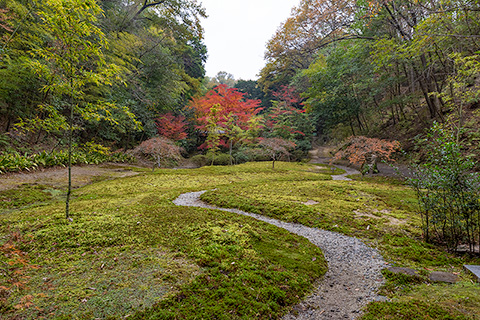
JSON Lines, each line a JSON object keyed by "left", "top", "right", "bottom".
{"left": 0, "top": 143, "right": 134, "bottom": 174}
{"left": 406, "top": 122, "right": 480, "bottom": 253}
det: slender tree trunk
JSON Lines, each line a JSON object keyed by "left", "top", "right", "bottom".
{"left": 356, "top": 114, "right": 364, "bottom": 132}
{"left": 66, "top": 71, "right": 74, "bottom": 220}
{"left": 391, "top": 105, "right": 397, "bottom": 125}
{"left": 229, "top": 140, "right": 233, "bottom": 165}
{"left": 66, "top": 103, "right": 73, "bottom": 220}
{"left": 35, "top": 129, "right": 43, "bottom": 144}
{"left": 5, "top": 115, "right": 11, "bottom": 132}
{"left": 361, "top": 113, "right": 369, "bottom": 131}
{"left": 349, "top": 118, "right": 356, "bottom": 136}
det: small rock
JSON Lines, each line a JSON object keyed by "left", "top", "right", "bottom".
{"left": 429, "top": 271, "right": 458, "bottom": 283}
{"left": 374, "top": 295, "right": 388, "bottom": 302}
{"left": 387, "top": 267, "right": 418, "bottom": 276}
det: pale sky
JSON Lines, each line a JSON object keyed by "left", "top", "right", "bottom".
{"left": 200, "top": 0, "right": 299, "bottom": 81}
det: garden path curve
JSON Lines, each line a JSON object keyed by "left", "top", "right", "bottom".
{"left": 173, "top": 187, "right": 389, "bottom": 320}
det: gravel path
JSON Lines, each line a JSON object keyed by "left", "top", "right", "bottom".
{"left": 330, "top": 164, "right": 360, "bottom": 181}
{"left": 310, "top": 157, "right": 361, "bottom": 181}
{"left": 173, "top": 191, "right": 389, "bottom": 320}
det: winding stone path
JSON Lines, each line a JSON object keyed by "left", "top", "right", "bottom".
{"left": 173, "top": 190, "right": 388, "bottom": 320}
{"left": 330, "top": 164, "right": 360, "bottom": 181}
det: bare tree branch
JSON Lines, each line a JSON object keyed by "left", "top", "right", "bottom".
{"left": 134, "top": 0, "right": 168, "bottom": 20}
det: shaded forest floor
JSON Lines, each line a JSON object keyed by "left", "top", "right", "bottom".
{"left": 0, "top": 163, "right": 141, "bottom": 191}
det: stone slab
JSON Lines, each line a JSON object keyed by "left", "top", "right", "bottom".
{"left": 387, "top": 267, "right": 418, "bottom": 276}
{"left": 429, "top": 271, "right": 458, "bottom": 284}
{"left": 464, "top": 265, "right": 480, "bottom": 283}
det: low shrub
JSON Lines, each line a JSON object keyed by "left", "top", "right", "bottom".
{"left": 240, "top": 148, "right": 269, "bottom": 162}
{"left": 190, "top": 153, "right": 238, "bottom": 167}
{"left": 0, "top": 143, "right": 134, "bottom": 174}
{"left": 211, "top": 152, "right": 230, "bottom": 165}
{"left": 190, "top": 154, "right": 208, "bottom": 167}
{"left": 406, "top": 122, "right": 480, "bottom": 253}
{"left": 232, "top": 150, "right": 250, "bottom": 164}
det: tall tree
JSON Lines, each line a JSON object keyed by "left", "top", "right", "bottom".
{"left": 259, "top": 0, "right": 359, "bottom": 93}
{"left": 27, "top": 0, "right": 137, "bottom": 219}
{"left": 188, "top": 84, "right": 262, "bottom": 160}
{"left": 264, "top": 85, "right": 314, "bottom": 153}
{"left": 206, "top": 71, "right": 236, "bottom": 89}
{"left": 99, "top": 0, "right": 207, "bottom": 140}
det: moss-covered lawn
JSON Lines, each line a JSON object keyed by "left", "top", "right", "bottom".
{"left": 0, "top": 162, "right": 328, "bottom": 319}
{"left": 1, "top": 161, "right": 479, "bottom": 319}
{"left": 201, "top": 164, "right": 480, "bottom": 320}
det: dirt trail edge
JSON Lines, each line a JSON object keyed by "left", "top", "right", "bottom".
{"left": 173, "top": 191, "right": 389, "bottom": 320}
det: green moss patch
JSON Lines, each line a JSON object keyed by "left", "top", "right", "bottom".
{"left": 0, "top": 184, "right": 54, "bottom": 210}
{"left": 361, "top": 300, "right": 469, "bottom": 320}
{"left": 0, "top": 162, "right": 328, "bottom": 319}
{"left": 2, "top": 161, "right": 479, "bottom": 319}
{"left": 199, "top": 164, "right": 480, "bottom": 319}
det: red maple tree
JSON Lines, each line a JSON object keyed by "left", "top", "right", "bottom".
{"left": 265, "top": 85, "right": 310, "bottom": 139}
{"left": 135, "top": 136, "right": 183, "bottom": 170}
{"left": 155, "top": 112, "right": 188, "bottom": 141}
{"left": 187, "top": 84, "right": 262, "bottom": 150}
{"left": 272, "top": 85, "right": 302, "bottom": 107}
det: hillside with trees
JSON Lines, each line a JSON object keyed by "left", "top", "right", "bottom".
{"left": 0, "top": 0, "right": 206, "bottom": 152}
{"left": 259, "top": 0, "right": 480, "bottom": 153}
{"left": 1, "top": 0, "right": 480, "bottom": 165}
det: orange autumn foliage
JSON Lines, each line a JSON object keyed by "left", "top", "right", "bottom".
{"left": 332, "top": 136, "right": 401, "bottom": 169}
{"left": 1, "top": 232, "right": 39, "bottom": 310}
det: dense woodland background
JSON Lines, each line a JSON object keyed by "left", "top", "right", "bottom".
{"left": 1, "top": 0, "right": 480, "bottom": 165}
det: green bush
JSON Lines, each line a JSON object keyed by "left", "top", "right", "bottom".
{"left": 191, "top": 153, "right": 235, "bottom": 166}
{"left": 212, "top": 153, "right": 231, "bottom": 165}
{"left": 241, "top": 148, "right": 269, "bottom": 162}
{"left": 190, "top": 154, "right": 208, "bottom": 167}
{"left": 232, "top": 150, "right": 250, "bottom": 164}
{"left": 406, "top": 122, "right": 480, "bottom": 253}
{"left": 291, "top": 149, "right": 308, "bottom": 161}
{"left": 0, "top": 143, "right": 134, "bottom": 174}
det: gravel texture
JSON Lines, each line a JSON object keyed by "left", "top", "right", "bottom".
{"left": 173, "top": 190, "right": 389, "bottom": 320}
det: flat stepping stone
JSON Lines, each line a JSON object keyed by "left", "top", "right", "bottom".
{"left": 429, "top": 271, "right": 458, "bottom": 283}
{"left": 464, "top": 265, "right": 480, "bottom": 283}
{"left": 387, "top": 267, "right": 418, "bottom": 276}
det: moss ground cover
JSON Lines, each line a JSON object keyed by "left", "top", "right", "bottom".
{"left": 200, "top": 164, "right": 480, "bottom": 320}
{"left": 0, "top": 184, "right": 54, "bottom": 210}
{"left": 1, "top": 161, "right": 479, "bottom": 319}
{"left": 0, "top": 162, "right": 327, "bottom": 319}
